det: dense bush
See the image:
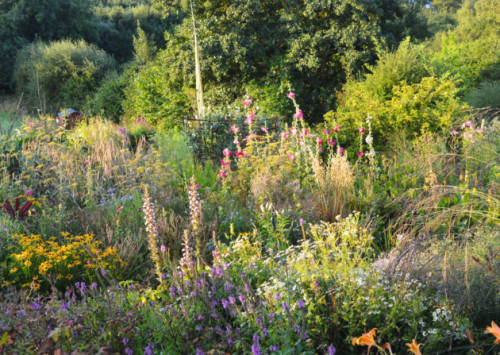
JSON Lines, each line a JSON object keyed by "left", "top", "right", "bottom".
{"left": 330, "top": 39, "right": 465, "bottom": 149}
{"left": 12, "top": 40, "right": 117, "bottom": 114}
{"left": 89, "top": 71, "right": 128, "bottom": 122}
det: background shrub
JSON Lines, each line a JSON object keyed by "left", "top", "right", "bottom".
{"left": 12, "top": 40, "right": 117, "bottom": 114}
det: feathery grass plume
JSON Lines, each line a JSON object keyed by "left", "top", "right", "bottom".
{"left": 311, "top": 153, "right": 354, "bottom": 222}
{"left": 142, "top": 186, "right": 162, "bottom": 283}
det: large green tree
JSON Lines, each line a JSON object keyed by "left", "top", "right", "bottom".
{"left": 148, "top": 0, "right": 429, "bottom": 123}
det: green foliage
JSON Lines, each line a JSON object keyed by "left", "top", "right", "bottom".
{"left": 465, "top": 81, "right": 500, "bottom": 108}
{"left": 332, "top": 39, "right": 465, "bottom": 148}
{"left": 90, "top": 72, "right": 128, "bottom": 123}
{"left": 124, "top": 50, "right": 192, "bottom": 128}
{"left": 149, "top": 0, "right": 430, "bottom": 123}
{"left": 92, "top": 3, "right": 177, "bottom": 63}
{"left": 12, "top": 40, "right": 117, "bottom": 114}
{"left": 133, "top": 21, "right": 157, "bottom": 66}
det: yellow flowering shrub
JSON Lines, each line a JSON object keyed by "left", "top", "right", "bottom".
{"left": 4, "top": 233, "right": 123, "bottom": 292}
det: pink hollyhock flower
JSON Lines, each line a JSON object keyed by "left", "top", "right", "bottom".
{"left": 160, "top": 245, "right": 166, "bottom": 253}
{"left": 242, "top": 96, "right": 253, "bottom": 109}
{"left": 293, "top": 110, "right": 303, "bottom": 119}
{"left": 194, "top": 184, "right": 200, "bottom": 189}
{"left": 26, "top": 190, "right": 33, "bottom": 196}
{"left": 287, "top": 92, "right": 296, "bottom": 99}
{"left": 323, "top": 129, "right": 330, "bottom": 135}
{"left": 319, "top": 148, "right": 323, "bottom": 153}
{"left": 358, "top": 151, "right": 364, "bottom": 157}
{"left": 327, "top": 138, "right": 336, "bottom": 146}
{"left": 358, "top": 127, "right": 365, "bottom": 134}
{"left": 287, "top": 154, "right": 294, "bottom": 160}
{"left": 231, "top": 126, "right": 240, "bottom": 133}
{"left": 338, "top": 147, "right": 344, "bottom": 155}
{"left": 332, "top": 124, "right": 339, "bottom": 133}
{"left": 316, "top": 137, "right": 322, "bottom": 146}
{"left": 221, "top": 159, "right": 231, "bottom": 167}
{"left": 299, "top": 140, "right": 305, "bottom": 146}
{"left": 260, "top": 127, "right": 268, "bottom": 133}
{"left": 291, "top": 127, "right": 298, "bottom": 135}
{"left": 280, "top": 132, "right": 288, "bottom": 140}
{"left": 218, "top": 170, "right": 227, "bottom": 178}
{"left": 223, "top": 149, "right": 232, "bottom": 158}
{"left": 303, "top": 128, "right": 308, "bottom": 136}
{"left": 236, "top": 151, "right": 245, "bottom": 157}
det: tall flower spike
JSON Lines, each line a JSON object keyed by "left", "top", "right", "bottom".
{"left": 142, "top": 186, "right": 162, "bottom": 283}
{"left": 180, "top": 229, "right": 193, "bottom": 271}
{"left": 187, "top": 176, "right": 203, "bottom": 263}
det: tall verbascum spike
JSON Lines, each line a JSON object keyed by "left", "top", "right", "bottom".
{"left": 142, "top": 186, "right": 162, "bottom": 283}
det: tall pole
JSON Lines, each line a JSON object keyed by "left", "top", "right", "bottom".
{"left": 190, "top": 0, "right": 205, "bottom": 118}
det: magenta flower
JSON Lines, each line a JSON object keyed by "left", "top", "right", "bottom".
{"left": 242, "top": 97, "right": 253, "bottom": 109}
{"left": 160, "top": 245, "right": 166, "bottom": 253}
{"left": 231, "top": 125, "right": 240, "bottom": 133}
{"left": 260, "top": 127, "right": 268, "bottom": 133}
{"left": 358, "top": 127, "right": 365, "bottom": 134}
{"left": 25, "top": 190, "right": 33, "bottom": 196}
{"left": 223, "top": 149, "right": 232, "bottom": 158}
{"left": 287, "top": 92, "right": 296, "bottom": 99}
{"left": 297, "top": 300, "right": 305, "bottom": 309}
{"left": 324, "top": 129, "right": 331, "bottom": 135}
{"left": 327, "top": 138, "right": 336, "bottom": 146}
{"left": 290, "top": 127, "right": 298, "bottom": 135}
{"left": 293, "top": 110, "right": 303, "bottom": 119}
{"left": 218, "top": 170, "right": 227, "bottom": 178}
{"left": 303, "top": 128, "right": 308, "bottom": 136}
{"left": 338, "top": 147, "right": 344, "bottom": 155}
{"left": 333, "top": 124, "right": 339, "bottom": 133}
{"left": 116, "top": 206, "right": 124, "bottom": 213}
{"left": 280, "top": 132, "right": 288, "bottom": 140}
{"left": 316, "top": 137, "right": 322, "bottom": 146}
{"left": 358, "top": 151, "right": 364, "bottom": 157}
{"left": 287, "top": 154, "right": 294, "bottom": 160}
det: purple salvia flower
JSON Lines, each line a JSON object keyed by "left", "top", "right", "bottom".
{"left": 328, "top": 345, "right": 336, "bottom": 355}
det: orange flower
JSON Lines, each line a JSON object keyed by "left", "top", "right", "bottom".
{"left": 352, "top": 328, "right": 378, "bottom": 348}
{"left": 406, "top": 339, "right": 422, "bottom": 355}
{"left": 486, "top": 321, "right": 500, "bottom": 344}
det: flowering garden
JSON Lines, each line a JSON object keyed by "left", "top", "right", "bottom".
{"left": 0, "top": 0, "right": 499, "bottom": 353}
{"left": 0, "top": 87, "right": 498, "bottom": 354}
